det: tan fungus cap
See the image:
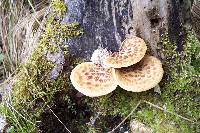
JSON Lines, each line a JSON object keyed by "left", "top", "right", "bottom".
{"left": 115, "top": 56, "right": 164, "bottom": 92}
{"left": 104, "top": 36, "right": 147, "bottom": 68}
{"left": 70, "top": 62, "right": 117, "bottom": 97}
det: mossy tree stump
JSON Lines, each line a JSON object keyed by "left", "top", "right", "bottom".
{"left": 62, "top": 0, "right": 200, "bottom": 132}
{"left": 1, "top": 0, "right": 199, "bottom": 133}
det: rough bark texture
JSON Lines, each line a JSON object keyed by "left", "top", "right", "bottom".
{"left": 192, "top": 1, "right": 200, "bottom": 40}
{"left": 63, "top": 0, "right": 193, "bottom": 60}
{"left": 63, "top": 0, "right": 169, "bottom": 60}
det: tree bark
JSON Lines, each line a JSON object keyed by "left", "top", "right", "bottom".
{"left": 192, "top": 1, "right": 200, "bottom": 40}
{"left": 63, "top": 0, "right": 193, "bottom": 60}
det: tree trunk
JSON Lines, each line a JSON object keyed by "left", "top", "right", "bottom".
{"left": 191, "top": 1, "right": 200, "bottom": 40}
{"left": 64, "top": 0, "right": 193, "bottom": 60}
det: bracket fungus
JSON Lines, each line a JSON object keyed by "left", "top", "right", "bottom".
{"left": 115, "top": 56, "right": 164, "bottom": 92}
{"left": 70, "top": 62, "right": 117, "bottom": 97}
{"left": 104, "top": 36, "right": 147, "bottom": 68}
{"left": 70, "top": 36, "right": 164, "bottom": 96}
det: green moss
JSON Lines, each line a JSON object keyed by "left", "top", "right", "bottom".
{"left": 78, "top": 124, "right": 101, "bottom": 133}
{"left": 161, "top": 31, "right": 200, "bottom": 91}
{"left": 160, "top": 31, "right": 200, "bottom": 131}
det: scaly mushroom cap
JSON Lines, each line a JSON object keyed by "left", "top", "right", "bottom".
{"left": 115, "top": 56, "right": 163, "bottom": 92}
{"left": 70, "top": 62, "right": 117, "bottom": 97}
{"left": 104, "top": 36, "right": 147, "bottom": 68}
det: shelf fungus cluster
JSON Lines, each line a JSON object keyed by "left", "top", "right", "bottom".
{"left": 70, "top": 36, "right": 164, "bottom": 97}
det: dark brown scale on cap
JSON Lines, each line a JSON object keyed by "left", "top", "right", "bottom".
{"left": 94, "top": 76, "right": 99, "bottom": 81}
{"left": 88, "top": 75, "right": 93, "bottom": 79}
{"left": 85, "top": 72, "right": 89, "bottom": 75}
{"left": 87, "top": 82, "right": 91, "bottom": 85}
{"left": 99, "top": 79, "right": 104, "bottom": 83}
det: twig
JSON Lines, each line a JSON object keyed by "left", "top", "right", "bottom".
{"left": 143, "top": 100, "right": 197, "bottom": 124}
{"left": 6, "top": 102, "right": 34, "bottom": 125}
{"left": 110, "top": 99, "right": 198, "bottom": 133}
{"left": 48, "top": 106, "right": 71, "bottom": 133}
{"left": 27, "top": 0, "right": 43, "bottom": 29}
{"left": 110, "top": 100, "right": 141, "bottom": 132}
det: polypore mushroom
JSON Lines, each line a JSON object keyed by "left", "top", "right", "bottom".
{"left": 70, "top": 62, "right": 117, "bottom": 97}
{"left": 104, "top": 36, "right": 147, "bottom": 68}
{"left": 114, "top": 55, "right": 164, "bottom": 92}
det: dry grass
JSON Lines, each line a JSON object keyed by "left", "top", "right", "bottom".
{"left": 0, "top": 0, "right": 49, "bottom": 131}
{"left": 0, "top": 0, "right": 49, "bottom": 80}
